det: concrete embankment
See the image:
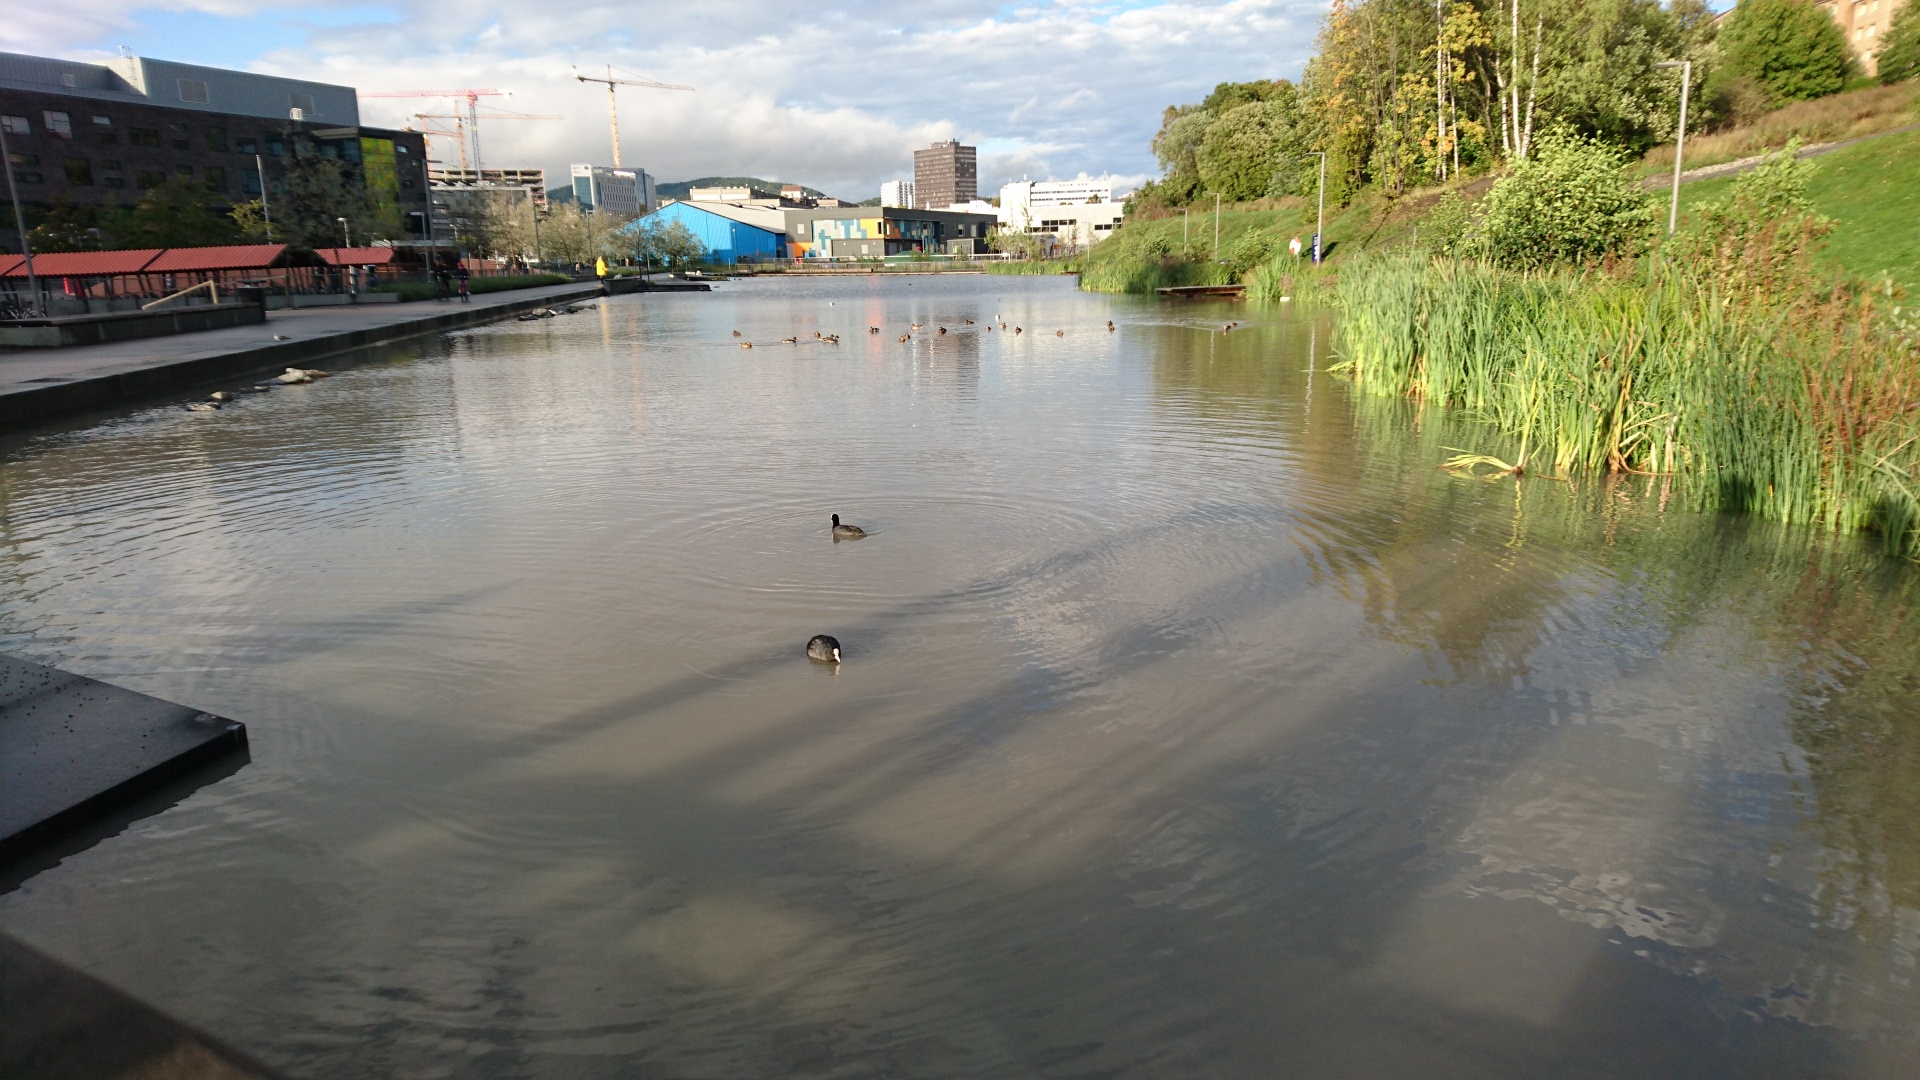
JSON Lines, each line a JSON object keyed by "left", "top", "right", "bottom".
{"left": 0, "top": 281, "right": 606, "bottom": 427}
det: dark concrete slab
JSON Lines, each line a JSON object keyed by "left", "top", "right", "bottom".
{"left": 0, "top": 931, "right": 285, "bottom": 1079}
{"left": 0, "top": 302, "right": 265, "bottom": 349}
{"left": 0, "top": 654, "right": 247, "bottom": 867}
{"left": 0, "top": 281, "right": 606, "bottom": 427}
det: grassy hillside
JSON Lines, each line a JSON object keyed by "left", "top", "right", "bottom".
{"left": 1643, "top": 82, "right": 1920, "bottom": 174}
{"left": 1675, "top": 126, "right": 1920, "bottom": 294}
{"left": 1073, "top": 112, "right": 1919, "bottom": 296}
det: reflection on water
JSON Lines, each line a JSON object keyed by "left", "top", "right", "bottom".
{"left": 2, "top": 274, "right": 1918, "bottom": 1077}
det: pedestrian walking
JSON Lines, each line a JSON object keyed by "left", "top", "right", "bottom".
{"left": 456, "top": 263, "right": 471, "bottom": 303}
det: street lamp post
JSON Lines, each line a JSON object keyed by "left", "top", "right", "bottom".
{"left": 1213, "top": 192, "right": 1222, "bottom": 262}
{"left": 1655, "top": 59, "right": 1692, "bottom": 237}
{"left": 337, "top": 217, "right": 353, "bottom": 296}
{"left": 254, "top": 153, "right": 272, "bottom": 240}
{"left": 0, "top": 118, "right": 43, "bottom": 315}
{"left": 1309, "top": 151, "right": 1326, "bottom": 263}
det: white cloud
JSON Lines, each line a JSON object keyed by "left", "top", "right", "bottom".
{"left": 6, "top": 0, "right": 1329, "bottom": 200}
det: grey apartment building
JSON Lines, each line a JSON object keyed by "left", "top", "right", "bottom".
{"left": 911, "top": 140, "right": 976, "bottom": 210}
{"left": 0, "top": 51, "right": 428, "bottom": 253}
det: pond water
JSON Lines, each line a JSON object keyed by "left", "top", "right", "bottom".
{"left": 3, "top": 274, "right": 1919, "bottom": 1078}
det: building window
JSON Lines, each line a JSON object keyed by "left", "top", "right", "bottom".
{"left": 177, "top": 78, "right": 210, "bottom": 104}
{"left": 8, "top": 152, "right": 37, "bottom": 166}
{"left": 290, "top": 93, "right": 315, "bottom": 117}
{"left": 265, "top": 134, "right": 285, "bottom": 157}
{"left": 203, "top": 165, "right": 225, "bottom": 191}
{"left": 168, "top": 122, "right": 189, "bottom": 150}
{"left": 102, "top": 160, "right": 121, "bottom": 170}
{"left": 65, "top": 158, "right": 92, "bottom": 185}
{"left": 205, "top": 127, "right": 228, "bottom": 152}
{"left": 95, "top": 132, "right": 117, "bottom": 146}
{"left": 12, "top": 172, "right": 43, "bottom": 184}
{"left": 236, "top": 136, "right": 258, "bottom": 155}
{"left": 175, "top": 165, "right": 194, "bottom": 179}
{"left": 1, "top": 115, "right": 28, "bottom": 136}
{"left": 130, "top": 128, "right": 161, "bottom": 147}
{"left": 91, "top": 115, "right": 111, "bottom": 127}
{"left": 243, "top": 167, "right": 262, "bottom": 195}
{"left": 136, "top": 170, "right": 166, "bottom": 187}
{"left": 43, "top": 111, "right": 73, "bottom": 138}
{"left": 104, "top": 175, "right": 125, "bottom": 188}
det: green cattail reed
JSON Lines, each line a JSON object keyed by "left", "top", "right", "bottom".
{"left": 1330, "top": 251, "right": 1920, "bottom": 558}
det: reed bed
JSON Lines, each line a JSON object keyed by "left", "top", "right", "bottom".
{"left": 1329, "top": 253, "right": 1920, "bottom": 556}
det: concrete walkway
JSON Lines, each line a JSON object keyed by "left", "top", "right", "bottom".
{"left": 0, "top": 281, "right": 604, "bottom": 427}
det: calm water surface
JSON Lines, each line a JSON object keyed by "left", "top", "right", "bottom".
{"left": 3, "top": 275, "right": 1919, "bottom": 1077}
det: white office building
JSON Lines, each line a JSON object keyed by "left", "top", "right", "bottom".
{"left": 879, "top": 179, "right": 914, "bottom": 208}
{"left": 571, "top": 164, "right": 657, "bottom": 215}
{"left": 997, "top": 177, "right": 1123, "bottom": 248}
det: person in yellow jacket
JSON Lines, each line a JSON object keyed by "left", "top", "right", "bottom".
{"left": 594, "top": 257, "right": 607, "bottom": 278}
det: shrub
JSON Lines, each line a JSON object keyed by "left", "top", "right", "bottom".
{"left": 1472, "top": 132, "right": 1659, "bottom": 268}
{"left": 1671, "top": 141, "right": 1833, "bottom": 302}
{"left": 1716, "top": 0, "right": 1855, "bottom": 105}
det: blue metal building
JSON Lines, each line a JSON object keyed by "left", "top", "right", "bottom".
{"left": 620, "top": 201, "right": 788, "bottom": 264}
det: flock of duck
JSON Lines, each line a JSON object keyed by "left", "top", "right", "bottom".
{"left": 733, "top": 316, "right": 1123, "bottom": 350}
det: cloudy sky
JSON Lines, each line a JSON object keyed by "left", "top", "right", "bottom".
{"left": 3, "top": 1, "right": 1329, "bottom": 201}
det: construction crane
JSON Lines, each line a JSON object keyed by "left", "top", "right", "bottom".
{"left": 573, "top": 65, "right": 693, "bottom": 167}
{"left": 409, "top": 109, "right": 562, "bottom": 172}
{"left": 363, "top": 88, "right": 503, "bottom": 170}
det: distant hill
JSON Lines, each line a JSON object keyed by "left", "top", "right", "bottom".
{"left": 656, "top": 176, "right": 840, "bottom": 202}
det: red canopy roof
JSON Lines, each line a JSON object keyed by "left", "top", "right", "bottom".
{"left": 0, "top": 249, "right": 163, "bottom": 277}
{"left": 314, "top": 247, "right": 396, "bottom": 266}
{"left": 144, "top": 244, "right": 287, "bottom": 272}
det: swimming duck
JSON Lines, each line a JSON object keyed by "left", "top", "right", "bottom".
{"left": 869, "top": 326, "right": 881, "bottom": 334}
{"left": 806, "top": 634, "right": 843, "bottom": 663}
{"left": 782, "top": 337, "right": 799, "bottom": 344}
{"left": 210, "top": 391, "right": 233, "bottom": 402}
{"left": 938, "top": 327, "right": 947, "bottom": 335}
{"left": 831, "top": 513, "right": 866, "bottom": 539}
{"left": 898, "top": 334, "right": 910, "bottom": 343}
{"left": 1056, "top": 330, "right": 1064, "bottom": 337}
{"left": 1107, "top": 321, "right": 1115, "bottom": 331}
{"left": 741, "top": 341, "right": 754, "bottom": 349}
{"left": 963, "top": 319, "right": 974, "bottom": 325}
{"left": 910, "top": 323, "right": 924, "bottom": 330}
{"left": 185, "top": 401, "right": 221, "bottom": 412}
{"left": 733, "top": 330, "right": 742, "bottom": 337}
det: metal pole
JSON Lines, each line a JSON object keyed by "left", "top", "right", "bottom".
{"left": 255, "top": 152, "right": 272, "bottom": 239}
{"left": 1315, "top": 152, "right": 1326, "bottom": 264}
{"left": 1183, "top": 208, "right": 1188, "bottom": 247}
{"left": 1212, "top": 192, "right": 1221, "bottom": 262}
{"left": 1668, "top": 60, "right": 1690, "bottom": 236}
{"left": 0, "top": 120, "right": 43, "bottom": 315}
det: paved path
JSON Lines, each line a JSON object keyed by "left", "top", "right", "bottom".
{"left": 0, "top": 281, "right": 603, "bottom": 427}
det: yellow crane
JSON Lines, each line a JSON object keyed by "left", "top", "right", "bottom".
{"left": 573, "top": 65, "right": 693, "bottom": 167}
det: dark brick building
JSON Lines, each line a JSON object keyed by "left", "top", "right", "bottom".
{"left": 0, "top": 51, "right": 428, "bottom": 253}
{"left": 911, "top": 140, "right": 976, "bottom": 211}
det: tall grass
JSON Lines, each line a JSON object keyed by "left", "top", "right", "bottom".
{"left": 984, "top": 258, "right": 1082, "bottom": 276}
{"left": 1330, "top": 253, "right": 1920, "bottom": 556}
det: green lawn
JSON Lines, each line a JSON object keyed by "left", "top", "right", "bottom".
{"left": 1675, "top": 127, "right": 1920, "bottom": 295}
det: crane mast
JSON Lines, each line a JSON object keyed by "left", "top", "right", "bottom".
{"left": 573, "top": 65, "right": 693, "bottom": 170}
